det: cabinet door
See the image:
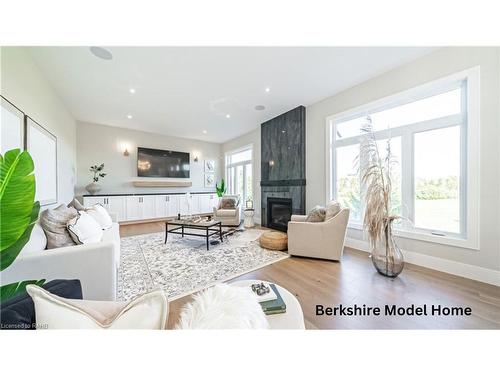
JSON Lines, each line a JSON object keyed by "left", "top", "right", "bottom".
{"left": 155, "top": 195, "right": 168, "bottom": 218}
{"left": 197, "top": 194, "right": 210, "bottom": 213}
{"left": 167, "top": 195, "right": 180, "bottom": 217}
{"left": 141, "top": 196, "right": 156, "bottom": 219}
{"left": 209, "top": 194, "right": 219, "bottom": 212}
{"left": 83, "top": 197, "right": 105, "bottom": 207}
{"left": 126, "top": 196, "right": 141, "bottom": 221}
{"left": 190, "top": 194, "right": 200, "bottom": 214}
{"left": 106, "top": 196, "right": 126, "bottom": 222}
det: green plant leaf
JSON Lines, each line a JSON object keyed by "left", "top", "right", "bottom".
{"left": 0, "top": 149, "right": 36, "bottom": 254}
{"left": 1, "top": 201, "right": 40, "bottom": 271}
{"left": 0, "top": 279, "right": 45, "bottom": 302}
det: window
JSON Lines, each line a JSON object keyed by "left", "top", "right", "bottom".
{"left": 326, "top": 67, "right": 480, "bottom": 249}
{"left": 225, "top": 145, "right": 253, "bottom": 206}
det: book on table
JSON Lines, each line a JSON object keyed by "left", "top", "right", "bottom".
{"left": 259, "top": 284, "right": 286, "bottom": 315}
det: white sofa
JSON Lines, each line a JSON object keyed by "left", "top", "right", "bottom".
{"left": 1, "top": 214, "right": 120, "bottom": 301}
{"left": 287, "top": 208, "right": 350, "bottom": 261}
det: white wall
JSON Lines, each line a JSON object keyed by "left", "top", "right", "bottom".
{"left": 221, "top": 128, "right": 261, "bottom": 222}
{"left": 76, "top": 121, "right": 222, "bottom": 196}
{"left": 0, "top": 47, "right": 77, "bottom": 207}
{"left": 306, "top": 47, "right": 500, "bottom": 272}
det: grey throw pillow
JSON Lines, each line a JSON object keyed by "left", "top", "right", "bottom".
{"left": 306, "top": 206, "right": 326, "bottom": 222}
{"left": 325, "top": 201, "right": 341, "bottom": 220}
{"left": 40, "top": 205, "right": 78, "bottom": 249}
{"left": 220, "top": 198, "right": 236, "bottom": 209}
{"left": 67, "top": 198, "right": 85, "bottom": 211}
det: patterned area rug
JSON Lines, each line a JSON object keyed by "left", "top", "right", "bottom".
{"left": 117, "top": 229, "right": 289, "bottom": 301}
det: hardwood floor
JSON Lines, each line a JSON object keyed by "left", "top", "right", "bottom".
{"left": 120, "top": 222, "right": 500, "bottom": 329}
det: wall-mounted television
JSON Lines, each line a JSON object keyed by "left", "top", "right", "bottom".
{"left": 137, "top": 147, "right": 190, "bottom": 178}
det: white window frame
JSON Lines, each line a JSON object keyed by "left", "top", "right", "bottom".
{"left": 225, "top": 144, "right": 253, "bottom": 205}
{"left": 325, "top": 66, "right": 480, "bottom": 250}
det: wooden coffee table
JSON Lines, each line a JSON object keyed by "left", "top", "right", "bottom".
{"left": 165, "top": 219, "right": 223, "bottom": 250}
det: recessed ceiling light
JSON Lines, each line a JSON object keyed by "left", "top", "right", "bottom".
{"left": 127, "top": 114, "right": 132, "bottom": 119}
{"left": 202, "top": 130, "right": 207, "bottom": 134}
{"left": 265, "top": 87, "right": 271, "bottom": 93}
{"left": 226, "top": 114, "right": 231, "bottom": 119}
{"left": 89, "top": 46, "right": 113, "bottom": 60}
{"left": 255, "top": 105, "right": 266, "bottom": 111}
{"left": 129, "top": 88, "right": 136, "bottom": 94}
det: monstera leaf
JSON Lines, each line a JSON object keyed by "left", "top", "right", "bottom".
{"left": 0, "top": 279, "right": 45, "bottom": 301}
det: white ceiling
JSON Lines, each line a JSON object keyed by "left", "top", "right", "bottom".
{"left": 30, "top": 47, "right": 436, "bottom": 143}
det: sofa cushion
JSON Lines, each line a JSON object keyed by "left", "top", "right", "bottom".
{"left": 325, "top": 201, "right": 341, "bottom": 221}
{"left": 67, "top": 211, "right": 103, "bottom": 245}
{"left": 0, "top": 279, "right": 82, "bottom": 330}
{"left": 220, "top": 197, "right": 237, "bottom": 209}
{"left": 20, "top": 223, "right": 47, "bottom": 255}
{"left": 306, "top": 206, "right": 326, "bottom": 222}
{"left": 86, "top": 204, "right": 113, "bottom": 230}
{"left": 27, "top": 285, "right": 168, "bottom": 329}
{"left": 67, "top": 198, "right": 85, "bottom": 211}
{"left": 216, "top": 209, "right": 238, "bottom": 217}
{"left": 40, "top": 205, "right": 78, "bottom": 249}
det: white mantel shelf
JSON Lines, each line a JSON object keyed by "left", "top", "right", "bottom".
{"left": 132, "top": 180, "right": 192, "bottom": 187}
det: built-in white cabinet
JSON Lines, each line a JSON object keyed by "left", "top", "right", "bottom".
{"left": 83, "top": 193, "right": 217, "bottom": 223}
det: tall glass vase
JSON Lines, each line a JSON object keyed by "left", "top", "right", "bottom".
{"left": 371, "top": 217, "right": 404, "bottom": 277}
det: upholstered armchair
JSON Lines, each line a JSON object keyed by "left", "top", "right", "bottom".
{"left": 287, "top": 207, "right": 350, "bottom": 261}
{"left": 213, "top": 195, "right": 241, "bottom": 226}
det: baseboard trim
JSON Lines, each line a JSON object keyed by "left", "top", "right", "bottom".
{"left": 345, "top": 237, "right": 500, "bottom": 286}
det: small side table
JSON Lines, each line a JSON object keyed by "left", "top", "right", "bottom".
{"left": 243, "top": 209, "right": 255, "bottom": 228}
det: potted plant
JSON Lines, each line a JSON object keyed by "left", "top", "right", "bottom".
{"left": 86, "top": 163, "right": 106, "bottom": 195}
{"left": 358, "top": 117, "right": 404, "bottom": 277}
{"left": 0, "top": 149, "right": 44, "bottom": 302}
{"left": 215, "top": 178, "right": 226, "bottom": 198}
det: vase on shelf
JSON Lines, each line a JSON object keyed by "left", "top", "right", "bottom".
{"left": 85, "top": 182, "right": 101, "bottom": 195}
{"left": 370, "top": 217, "right": 404, "bottom": 278}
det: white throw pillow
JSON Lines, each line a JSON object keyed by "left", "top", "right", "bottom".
{"left": 67, "top": 211, "right": 103, "bottom": 244}
{"left": 176, "top": 284, "right": 269, "bottom": 329}
{"left": 86, "top": 204, "right": 113, "bottom": 230}
{"left": 27, "top": 285, "right": 168, "bottom": 329}
{"left": 20, "top": 223, "right": 47, "bottom": 255}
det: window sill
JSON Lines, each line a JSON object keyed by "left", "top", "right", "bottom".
{"left": 347, "top": 222, "right": 479, "bottom": 250}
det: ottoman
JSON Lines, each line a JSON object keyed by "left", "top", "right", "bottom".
{"left": 259, "top": 231, "right": 288, "bottom": 251}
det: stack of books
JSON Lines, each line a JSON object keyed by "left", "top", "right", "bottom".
{"left": 251, "top": 283, "right": 286, "bottom": 315}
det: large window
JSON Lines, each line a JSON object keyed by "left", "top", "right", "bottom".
{"left": 326, "top": 67, "right": 480, "bottom": 249}
{"left": 225, "top": 146, "right": 253, "bottom": 206}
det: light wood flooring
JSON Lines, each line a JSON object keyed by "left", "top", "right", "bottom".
{"left": 120, "top": 222, "right": 500, "bottom": 329}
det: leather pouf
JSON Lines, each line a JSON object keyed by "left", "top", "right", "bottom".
{"left": 259, "top": 231, "right": 288, "bottom": 251}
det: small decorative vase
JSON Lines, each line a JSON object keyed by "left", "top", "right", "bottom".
{"left": 371, "top": 217, "right": 404, "bottom": 278}
{"left": 85, "top": 182, "right": 101, "bottom": 195}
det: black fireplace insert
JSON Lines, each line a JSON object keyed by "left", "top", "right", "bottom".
{"left": 267, "top": 197, "right": 292, "bottom": 232}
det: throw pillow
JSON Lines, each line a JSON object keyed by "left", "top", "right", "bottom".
{"left": 27, "top": 285, "right": 168, "bottom": 329}
{"left": 86, "top": 204, "right": 113, "bottom": 230}
{"left": 176, "top": 284, "right": 269, "bottom": 329}
{"left": 20, "top": 223, "right": 47, "bottom": 255}
{"left": 220, "top": 197, "right": 236, "bottom": 209}
{"left": 325, "top": 201, "right": 341, "bottom": 221}
{"left": 39, "top": 205, "right": 78, "bottom": 249}
{"left": 67, "top": 211, "right": 103, "bottom": 245}
{"left": 306, "top": 205, "right": 326, "bottom": 222}
{"left": 67, "top": 198, "right": 85, "bottom": 211}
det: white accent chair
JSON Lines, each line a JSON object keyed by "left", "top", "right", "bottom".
{"left": 287, "top": 208, "right": 350, "bottom": 261}
{"left": 213, "top": 195, "right": 241, "bottom": 226}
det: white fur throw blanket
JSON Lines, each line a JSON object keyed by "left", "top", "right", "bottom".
{"left": 176, "top": 284, "right": 269, "bottom": 329}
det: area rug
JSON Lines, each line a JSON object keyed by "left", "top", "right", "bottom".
{"left": 117, "top": 229, "right": 289, "bottom": 301}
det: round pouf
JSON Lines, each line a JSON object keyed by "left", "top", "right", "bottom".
{"left": 259, "top": 231, "right": 288, "bottom": 251}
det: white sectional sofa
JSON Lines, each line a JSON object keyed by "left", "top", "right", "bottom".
{"left": 1, "top": 214, "right": 120, "bottom": 301}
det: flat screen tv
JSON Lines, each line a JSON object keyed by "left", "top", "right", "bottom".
{"left": 137, "top": 147, "right": 190, "bottom": 178}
